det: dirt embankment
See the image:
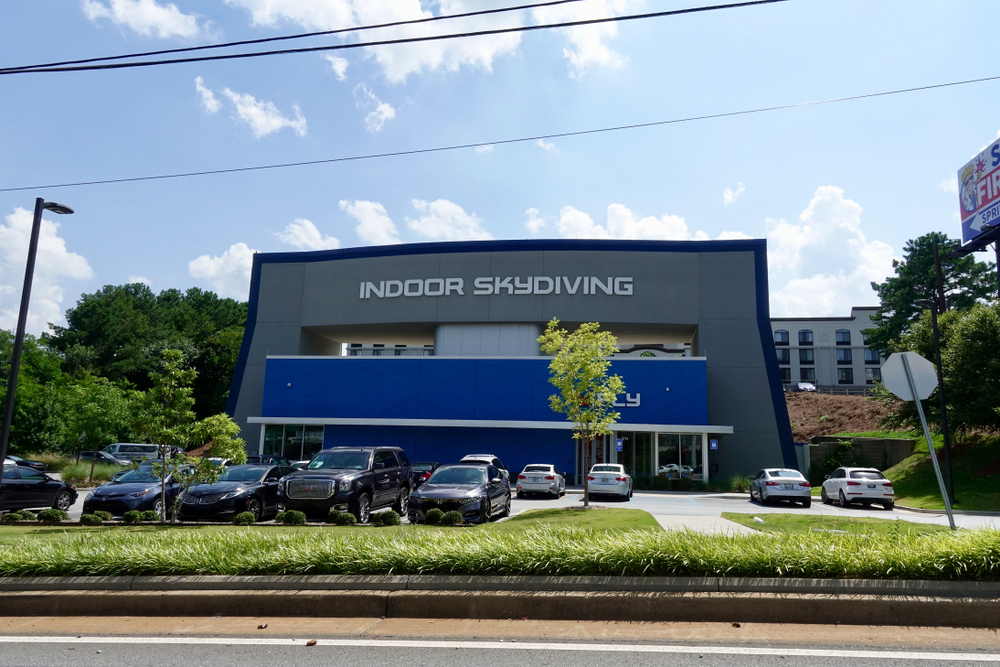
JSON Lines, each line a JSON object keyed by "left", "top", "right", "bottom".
{"left": 785, "top": 393, "right": 891, "bottom": 442}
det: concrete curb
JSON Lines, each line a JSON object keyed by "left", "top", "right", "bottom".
{"left": 895, "top": 504, "right": 1000, "bottom": 517}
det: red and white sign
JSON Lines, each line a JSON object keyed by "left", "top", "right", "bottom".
{"left": 958, "top": 137, "right": 1000, "bottom": 243}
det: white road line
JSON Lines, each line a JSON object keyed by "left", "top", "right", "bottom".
{"left": 0, "top": 636, "right": 996, "bottom": 661}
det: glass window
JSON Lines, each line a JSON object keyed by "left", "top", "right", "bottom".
{"left": 838, "top": 368, "right": 854, "bottom": 384}
{"left": 308, "top": 450, "right": 371, "bottom": 470}
{"left": 18, "top": 468, "right": 45, "bottom": 481}
{"left": 375, "top": 450, "right": 400, "bottom": 469}
{"left": 681, "top": 434, "right": 702, "bottom": 481}
{"left": 1, "top": 467, "right": 18, "bottom": 480}
{"left": 798, "top": 330, "right": 813, "bottom": 345}
{"left": 850, "top": 470, "right": 886, "bottom": 479}
{"left": 429, "top": 466, "right": 486, "bottom": 485}
{"left": 396, "top": 450, "right": 410, "bottom": 467}
{"left": 656, "top": 434, "right": 679, "bottom": 477}
{"left": 865, "top": 348, "right": 881, "bottom": 364}
{"left": 862, "top": 332, "right": 870, "bottom": 345}
{"left": 592, "top": 464, "right": 623, "bottom": 473}
{"left": 774, "top": 330, "right": 789, "bottom": 346}
{"left": 771, "top": 470, "right": 805, "bottom": 478}
{"left": 866, "top": 368, "right": 882, "bottom": 385}
{"left": 282, "top": 425, "right": 303, "bottom": 461}
{"left": 800, "top": 368, "right": 816, "bottom": 382}
{"left": 775, "top": 348, "right": 790, "bottom": 364}
{"left": 837, "top": 349, "right": 853, "bottom": 365}
{"left": 799, "top": 348, "right": 814, "bottom": 365}
{"left": 263, "top": 425, "right": 283, "bottom": 456}
{"left": 835, "top": 329, "right": 851, "bottom": 345}
{"left": 302, "top": 426, "right": 324, "bottom": 461}
{"left": 633, "top": 432, "right": 653, "bottom": 477}
{"left": 219, "top": 466, "right": 269, "bottom": 482}
{"left": 780, "top": 367, "right": 791, "bottom": 382}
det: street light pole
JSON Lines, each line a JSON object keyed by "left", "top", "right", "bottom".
{"left": 0, "top": 198, "right": 74, "bottom": 466}
{"left": 915, "top": 298, "right": 955, "bottom": 504}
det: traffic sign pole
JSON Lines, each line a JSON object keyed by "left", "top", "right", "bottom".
{"left": 902, "top": 353, "right": 956, "bottom": 530}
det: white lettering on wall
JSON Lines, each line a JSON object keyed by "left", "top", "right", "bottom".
{"left": 360, "top": 276, "right": 634, "bottom": 299}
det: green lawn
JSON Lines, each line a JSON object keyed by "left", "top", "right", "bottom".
{"left": 722, "top": 512, "right": 951, "bottom": 536}
{"left": 489, "top": 507, "right": 661, "bottom": 532}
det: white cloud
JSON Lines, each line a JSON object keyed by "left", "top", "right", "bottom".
{"left": 532, "top": 0, "right": 640, "bottom": 78}
{"left": 194, "top": 76, "right": 221, "bottom": 114}
{"left": 221, "top": 88, "right": 307, "bottom": 138}
{"left": 275, "top": 218, "right": 340, "bottom": 250}
{"left": 225, "top": 0, "right": 522, "bottom": 84}
{"left": 536, "top": 139, "right": 557, "bottom": 151}
{"left": 0, "top": 208, "right": 93, "bottom": 335}
{"left": 552, "top": 204, "right": 714, "bottom": 240}
{"left": 126, "top": 275, "right": 151, "bottom": 285}
{"left": 325, "top": 55, "right": 349, "bottom": 81}
{"left": 81, "top": 0, "right": 206, "bottom": 38}
{"left": 475, "top": 145, "right": 494, "bottom": 154}
{"left": 524, "top": 208, "right": 546, "bottom": 235}
{"left": 188, "top": 242, "right": 256, "bottom": 300}
{"left": 340, "top": 200, "right": 401, "bottom": 245}
{"left": 354, "top": 85, "right": 395, "bottom": 133}
{"left": 938, "top": 176, "right": 958, "bottom": 194}
{"left": 767, "top": 186, "right": 896, "bottom": 317}
{"left": 723, "top": 182, "right": 746, "bottom": 206}
{"left": 406, "top": 199, "right": 493, "bottom": 241}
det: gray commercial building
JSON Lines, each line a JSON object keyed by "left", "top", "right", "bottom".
{"left": 227, "top": 239, "right": 797, "bottom": 482}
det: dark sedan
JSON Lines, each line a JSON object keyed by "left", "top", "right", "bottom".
{"left": 179, "top": 464, "right": 295, "bottom": 522}
{"left": 82, "top": 466, "right": 190, "bottom": 517}
{"left": 1, "top": 466, "right": 77, "bottom": 512}
{"left": 408, "top": 463, "right": 511, "bottom": 524}
{"left": 410, "top": 461, "right": 441, "bottom": 488}
{"left": 6, "top": 455, "right": 47, "bottom": 472}
{"left": 78, "top": 451, "right": 130, "bottom": 467}
{"left": 247, "top": 455, "right": 291, "bottom": 466}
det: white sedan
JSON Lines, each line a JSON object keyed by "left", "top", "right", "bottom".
{"left": 750, "top": 468, "right": 812, "bottom": 507}
{"left": 515, "top": 464, "right": 566, "bottom": 498}
{"left": 587, "top": 464, "right": 632, "bottom": 500}
{"left": 821, "top": 467, "right": 894, "bottom": 510}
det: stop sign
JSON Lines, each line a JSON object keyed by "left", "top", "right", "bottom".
{"left": 881, "top": 351, "right": 939, "bottom": 401}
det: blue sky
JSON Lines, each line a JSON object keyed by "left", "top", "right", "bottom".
{"left": 0, "top": 0, "right": 997, "bottom": 334}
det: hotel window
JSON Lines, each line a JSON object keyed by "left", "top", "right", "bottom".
{"left": 775, "top": 348, "right": 790, "bottom": 365}
{"left": 798, "top": 329, "right": 813, "bottom": 346}
{"left": 799, "top": 348, "right": 814, "bottom": 365}
{"left": 865, "top": 348, "right": 881, "bottom": 364}
{"left": 780, "top": 367, "right": 791, "bottom": 383}
{"left": 372, "top": 344, "right": 384, "bottom": 357}
{"left": 835, "top": 329, "right": 851, "bottom": 345}
{"left": 838, "top": 368, "right": 854, "bottom": 385}
{"left": 866, "top": 368, "right": 882, "bottom": 385}
{"left": 800, "top": 368, "right": 815, "bottom": 382}
{"left": 774, "top": 330, "right": 789, "bottom": 346}
{"left": 837, "top": 349, "right": 853, "bottom": 365}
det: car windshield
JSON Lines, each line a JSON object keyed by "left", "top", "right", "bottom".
{"left": 217, "top": 466, "right": 267, "bottom": 482}
{"left": 412, "top": 463, "right": 436, "bottom": 471}
{"left": 524, "top": 466, "right": 551, "bottom": 473}
{"left": 771, "top": 470, "right": 803, "bottom": 478}
{"left": 592, "top": 465, "right": 621, "bottom": 473}
{"left": 850, "top": 470, "right": 885, "bottom": 480}
{"left": 427, "top": 467, "right": 486, "bottom": 486}
{"left": 307, "top": 451, "right": 370, "bottom": 470}
{"left": 115, "top": 469, "right": 159, "bottom": 483}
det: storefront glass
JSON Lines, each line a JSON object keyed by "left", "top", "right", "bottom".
{"left": 303, "top": 425, "right": 324, "bottom": 461}
{"left": 263, "top": 425, "right": 283, "bottom": 456}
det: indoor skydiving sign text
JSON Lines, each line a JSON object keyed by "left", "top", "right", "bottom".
{"left": 359, "top": 276, "right": 633, "bottom": 299}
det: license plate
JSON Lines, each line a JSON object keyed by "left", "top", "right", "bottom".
{"left": 868, "top": 484, "right": 876, "bottom": 488}
{"left": 782, "top": 484, "right": 795, "bottom": 489}
{"left": 530, "top": 477, "right": 541, "bottom": 482}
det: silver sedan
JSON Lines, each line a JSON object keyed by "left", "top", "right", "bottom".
{"left": 515, "top": 464, "right": 566, "bottom": 498}
{"left": 750, "top": 468, "right": 812, "bottom": 507}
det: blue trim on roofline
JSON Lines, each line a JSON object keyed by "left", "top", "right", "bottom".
{"left": 225, "top": 251, "right": 264, "bottom": 417}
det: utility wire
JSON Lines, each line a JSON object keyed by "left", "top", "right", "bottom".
{"left": 0, "top": 0, "right": 590, "bottom": 74}
{"left": 0, "top": 0, "right": 787, "bottom": 75}
{"left": 2, "top": 73, "right": 996, "bottom": 194}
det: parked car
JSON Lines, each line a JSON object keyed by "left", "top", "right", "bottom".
{"left": 750, "top": 468, "right": 811, "bottom": 507}
{"left": 206, "top": 457, "right": 231, "bottom": 467}
{"left": 410, "top": 461, "right": 442, "bottom": 488}
{"left": 515, "top": 464, "right": 565, "bottom": 498}
{"left": 458, "top": 454, "right": 509, "bottom": 480}
{"left": 3, "top": 457, "right": 14, "bottom": 467}
{"left": 82, "top": 465, "right": 192, "bottom": 517}
{"left": 1, "top": 465, "right": 77, "bottom": 512}
{"left": 796, "top": 382, "right": 817, "bottom": 392}
{"left": 587, "top": 464, "right": 632, "bottom": 500}
{"left": 5, "top": 455, "right": 47, "bottom": 472}
{"left": 821, "top": 467, "right": 894, "bottom": 510}
{"left": 79, "top": 451, "right": 130, "bottom": 466}
{"left": 656, "top": 463, "right": 693, "bottom": 477}
{"left": 180, "top": 464, "right": 295, "bottom": 522}
{"left": 408, "top": 463, "right": 511, "bottom": 524}
{"left": 101, "top": 443, "right": 161, "bottom": 462}
{"left": 277, "top": 446, "right": 411, "bottom": 523}
{"left": 290, "top": 460, "right": 310, "bottom": 470}
{"left": 247, "top": 454, "right": 292, "bottom": 466}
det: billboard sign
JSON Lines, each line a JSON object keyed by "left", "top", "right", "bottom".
{"left": 958, "top": 137, "right": 1000, "bottom": 243}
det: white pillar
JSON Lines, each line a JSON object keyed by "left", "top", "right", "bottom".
{"left": 701, "top": 432, "right": 709, "bottom": 485}
{"left": 258, "top": 425, "right": 266, "bottom": 456}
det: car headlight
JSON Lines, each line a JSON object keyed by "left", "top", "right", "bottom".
{"left": 458, "top": 496, "right": 480, "bottom": 505}
{"left": 278, "top": 480, "right": 286, "bottom": 492}
{"left": 85, "top": 491, "right": 95, "bottom": 500}
{"left": 128, "top": 490, "right": 151, "bottom": 498}
{"left": 338, "top": 479, "right": 351, "bottom": 493}
{"left": 220, "top": 490, "right": 242, "bottom": 501}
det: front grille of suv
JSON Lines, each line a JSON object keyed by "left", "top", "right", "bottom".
{"left": 287, "top": 479, "right": 335, "bottom": 499}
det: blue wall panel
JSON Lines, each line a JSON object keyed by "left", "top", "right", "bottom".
{"left": 262, "top": 357, "right": 708, "bottom": 426}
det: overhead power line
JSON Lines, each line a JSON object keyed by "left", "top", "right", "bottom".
{"left": 2, "top": 73, "right": 996, "bottom": 194}
{"left": 0, "top": 0, "right": 787, "bottom": 75}
{"left": 0, "top": 0, "right": 590, "bottom": 74}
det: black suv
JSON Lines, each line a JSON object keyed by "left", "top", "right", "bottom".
{"left": 277, "top": 446, "right": 412, "bottom": 523}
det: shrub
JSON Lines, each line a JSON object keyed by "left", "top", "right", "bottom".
{"left": 424, "top": 508, "right": 444, "bottom": 525}
{"left": 59, "top": 463, "right": 123, "bottom": 486}
{"left": 93, "top": 511, "right": 113, "bottom": 522}
{"left": 1, "top": 511, "right": 26, "bottom": 523}
{"left": 440, "top": 510, "right": 463, "bottom": 526}
{"left": 233, "top": 512, "right": 256, "bottom": 525}
{"left": 122, "top": 511, "right": 143, "bottom": 524}
{"left": 18, "top": 510, "right": 37, "bottom": 522}
{"left": 728, "top": 475, "right": 752, "bottom": 493}
{"left": 337, "top": 512, "right": 357, "bottom": 526}
{"left": 33, "top": 453, "right": 73, "bottom": 473}
{"left": 37, "top": 509, "right": 69, "bottom": 523}
{"left": 277, "top": 510, "right": 306, "bottom": 525}
{"left": 327, "top": 509, "right": 342, "bottom": 524}
{"left": 79, "top": 514, "right": 103, "bottom": 526}
{"left": 373, "top": 510, "right": 401, "bottom": 526}
{"left": 140, "top": 510, "right": 160, "bottom": 522}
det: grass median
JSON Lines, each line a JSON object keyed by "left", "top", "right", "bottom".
{"left": 0, "top": 508, "right": 996, "bottom": 580}
{"left": 721, "top": 512, "right": 951, "bottom": 536}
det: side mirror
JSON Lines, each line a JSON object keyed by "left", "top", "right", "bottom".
{"left": 824, "top": 475, "right": 831, "bottom": 480}
{"left": 374, "top": 462, "right": 385, "bottom": 470}
{"left": 490, "top": 477, "right": 502, "bottom": 484}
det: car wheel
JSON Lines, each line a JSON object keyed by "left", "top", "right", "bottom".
{"left": 839, "top": 490, "right": 850, "bottom": 507}
{"left": 801, "top": 499, "right": 811, "bottom": 508}
{"left": 750, "top": 487, "right": 757, "bottom": 502}
{"left": 480, "top": 497, "right": 491, "bottom": 523}
{"left": 246, "top": 497, "right": 263, "bottom": 521}
{"left": 821, "top": 488, "right": 832, "bottom": 505}
{"left": 354, "top": 493, "right": 371, "bottom": 524}
{"left": 883, "top": 500, "right": 894, "bottom": 511}
{"left": 861, "top": 500, "right": 872, "bottom": 508}
{"left": 153, "top": 497, "right": 163, "bottom": 516}
{"left": 516, "top": 491, "right": 524, "bottom": 499}
{"left": 393, "top": 486, "right": 410, "bottom": 514}
{"left": 500, "top": 494, "right": 511, "bottom": 518}
{"left": 760, "top": 489, "right": 770, "bottom": 505}
{"left": 53, "top": 491, "right": 73, "bottom": 511}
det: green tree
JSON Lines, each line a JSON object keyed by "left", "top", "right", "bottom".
{"left": 866, "top": 233, "right": 995, "bottom": 353}
{"left": 538, "top": 319, "right": 625, "bottom": 507}
{"left": 63, "top": 373, "right": 137, "bottom": 464}
{"left": 0, "top": 332, "right": 71, "bottom": 454}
